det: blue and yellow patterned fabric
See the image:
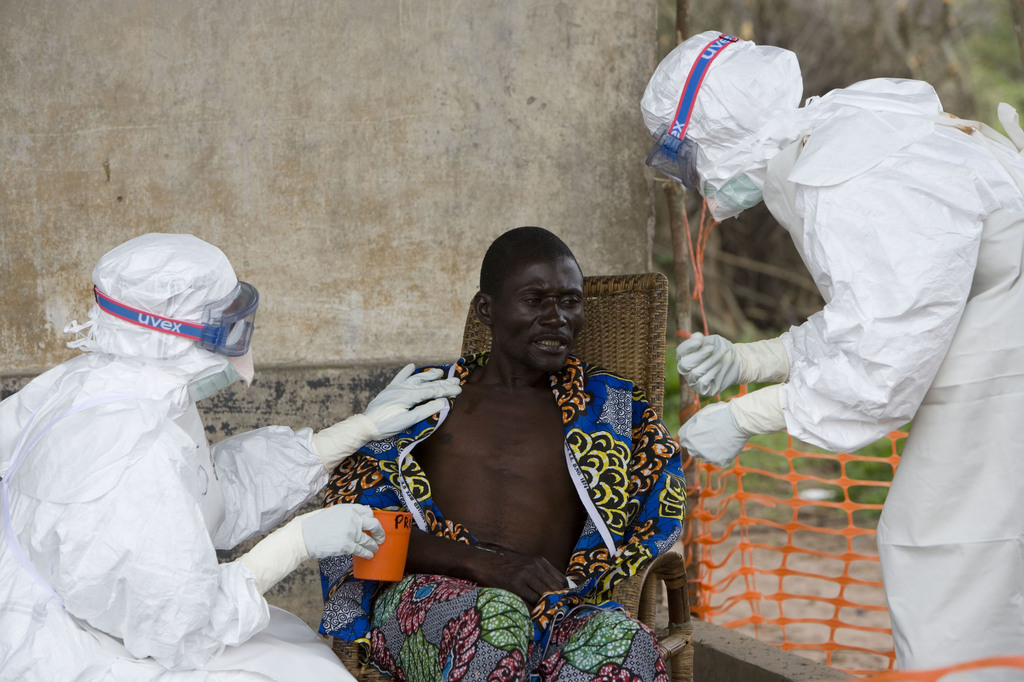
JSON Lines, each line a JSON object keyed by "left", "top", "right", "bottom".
{"left": 318, "top": 353, "right": 685, "bottom": 645}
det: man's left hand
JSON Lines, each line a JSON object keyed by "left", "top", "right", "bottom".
{"left": 472, "top": 546, "right": 569, "bottom": 606}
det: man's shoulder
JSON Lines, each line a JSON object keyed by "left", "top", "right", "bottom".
{"left": 576, "top": 360, "right": 642, "bottom": 396}
{"left": 578, "top": 361, "right": 630, "bottom": 383}
{"left": 570, "top": 359, "right": 662, "bottom": 420}
{"left": 415, "top": 360, "right": 458, "bottom": 372}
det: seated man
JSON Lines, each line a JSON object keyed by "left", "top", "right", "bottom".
{"left": 319, "top": 226, "right": 686, "bottom": 682}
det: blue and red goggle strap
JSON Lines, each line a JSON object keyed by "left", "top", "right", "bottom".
{"left": 669, "top": 33, "right": 740, "bottom": 140}
{"left": 93, "top": 286, "right": 205, "bottom": 341}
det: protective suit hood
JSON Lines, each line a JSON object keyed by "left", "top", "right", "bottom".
{"left": 69, "top": 233, "right": 241, "bottom": 397}
{"left": 641, "top": 33, "right": 950, "bottom": 220}
{"left": 641, "top": 30, "right": 806, "bottom": 220}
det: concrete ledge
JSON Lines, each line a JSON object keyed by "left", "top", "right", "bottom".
{"left": 692, "top": 619, "right": 852, "bottom": 682}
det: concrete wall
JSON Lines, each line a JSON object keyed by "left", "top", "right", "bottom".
{"left": 0, "top": 0, "right": 658, "bottom": 375}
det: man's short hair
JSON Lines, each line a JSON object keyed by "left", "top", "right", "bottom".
{"left": 479, "top": 226, "right": 580, "bottom": 296}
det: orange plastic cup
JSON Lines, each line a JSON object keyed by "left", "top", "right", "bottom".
{"left": 352, "top": 510, "right": 412, "bottom": 581}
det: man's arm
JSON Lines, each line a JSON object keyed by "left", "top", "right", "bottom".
{"left": 324, "top": 448, "right": 568, "bottom": 606}
{"left": 594, "top": 392, "right": 686, "bottom": 595}
{"left": 406, "top": 530, "right": 568, "bottom": 605}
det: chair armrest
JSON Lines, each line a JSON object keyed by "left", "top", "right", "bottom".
{"left": 332, "top": 638, "right": 391, "bottom": 682}
{"left": 611, "top": 549, "right": 693, "bottom": 682}
{"left": 611, "top": 549, "right": 690, "bottom": 624}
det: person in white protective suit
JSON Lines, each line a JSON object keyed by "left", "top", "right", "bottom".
{"left": 0, "top": 232, "right": 461, "bottom": 681}
{"left": 642, "top": 31, "right": 1024, "bottom": 675}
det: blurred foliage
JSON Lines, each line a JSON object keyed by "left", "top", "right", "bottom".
{"left": 965, "top": 1, "right": 1024, "bottom": 120}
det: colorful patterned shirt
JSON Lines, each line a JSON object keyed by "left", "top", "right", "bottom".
{"left": 318, "top": 354, "right": 685, "bottom": 645}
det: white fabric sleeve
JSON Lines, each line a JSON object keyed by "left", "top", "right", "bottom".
{"left": 779, "top": 144, "right": 987, "bottom": 452}
{"left": 730, "top": 384, "right": 787, "bottom": 435}
{"left": 735, "top": 338, "right": 790, "bottom": 384}
{"left": 238, "top": 515, "right": 309, "bottom": 594}
{"left": 211, "top": 425, "right": 328, "bottom": 549}
{"left": 44, "top": 432, "right": 271, "bottom": 670}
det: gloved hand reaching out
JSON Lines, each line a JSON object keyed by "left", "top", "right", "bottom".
{"left": 677, "top": 402, "right": 749, "bottom": 467}
{"left": 676, "top": 333, "right": 790, "bottom": 396}
{"left": 362, "top": 364, "right": 460, "bottom": 437}
{"left": 239, "top": 505, "right": 384, "bottom": 593}
{"left": 312, "top": 364, "right": 461, "bottom": 471}
{"left": 678, "top": 385, "right": 787, "bottom": 467}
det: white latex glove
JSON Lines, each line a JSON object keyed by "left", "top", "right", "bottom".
{"left": 312, "top": 364, "right": 461, "bottom": 471}
{"left": 363, "top": 364, "right": 461, "bottom": 436}
{"left": 677, "top": 334, "right": 741, "bottom": 396}
{"left": 302, "top": 504, "right": 385, "bottom": 559}
{"left": 239, "top": 505, "right": 384, "bottom": 593}
{"left": 678, "top": 385, "right": 786, "bottom": 467}
{"left": 676, "top": 333, "right": 790, "bottom": 396}
{"left": 677, "top": 402, "right": 748, "bottom": 467}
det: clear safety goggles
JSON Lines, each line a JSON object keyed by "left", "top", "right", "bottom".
{"left": 93, "top": 281, "right": 259, "bottom": 357}
{"left": 645, "top": 33, "right": 740, "bottom": 188}
{"left": 646, "top": 125, "right": 701, "bottom": 189}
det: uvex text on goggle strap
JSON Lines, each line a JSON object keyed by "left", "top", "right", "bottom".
{"left": 646, "top": 33, "right": 740, "bottom": 188}
{"left": 93, "top": 281, "right": 259, "bottom": 357}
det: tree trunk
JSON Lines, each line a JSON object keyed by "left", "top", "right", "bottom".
{"left": 669, "top": 0, "right": 702, "bottom": 620}
{"left": 1012, "top": 0, "right": 1024, "bottom": 70}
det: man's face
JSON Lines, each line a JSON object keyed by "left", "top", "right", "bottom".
{"left": 484, "top": 255, "right": 585, "bottom": 375}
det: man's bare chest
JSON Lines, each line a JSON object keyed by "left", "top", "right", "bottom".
{"left": 412, "top": 382, "right": 586, "bottom": 558}
{"left": 421, "top": 384, "right": 562, "bottom": 461}
{"left": 413, "top": 385, "right": 577, "bottom": 510}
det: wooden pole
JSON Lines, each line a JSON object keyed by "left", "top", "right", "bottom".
{"left": 666, "top": 0, "right": 702, "bottom": 618}
{"left": 1011, "top": 0, "right": 1024, "bottom": 71}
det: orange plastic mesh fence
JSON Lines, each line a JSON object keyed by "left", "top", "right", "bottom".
{"left": 683, "top": 428, "right": 902, "bottom": 675}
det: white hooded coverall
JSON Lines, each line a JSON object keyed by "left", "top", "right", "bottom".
{"left": 643, "top": 32, "right": 1024, "bottom": 673}
{"left": 0, "top": 234, "right": 351, "bottom": 681}
{"left": 768, "top": 82, "right": 1024, "bottom": 672}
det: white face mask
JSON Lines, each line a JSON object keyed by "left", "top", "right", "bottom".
{"left": 187, "top": 363, "right": 243, "bottom": 402}
{"left": 704, "top": 173, "right": 764, "bottom": 221}
{"left": 228, "top": 347, "right": 255, "bottom": 385}
{"left": 187, "top": 347, "right": 254, "bottom": 402}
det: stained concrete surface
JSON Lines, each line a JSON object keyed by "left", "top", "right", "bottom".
{"left": 0, "top": 0, "right": 658, "bottom": 376}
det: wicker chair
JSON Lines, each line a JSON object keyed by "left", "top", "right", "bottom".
{"left": 332, "top": 272, "right": 694, "bottom": 682}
